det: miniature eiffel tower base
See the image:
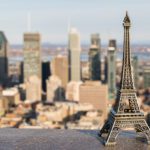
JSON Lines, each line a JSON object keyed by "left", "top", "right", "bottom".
{"left": 99, "top": 110, "right": 150, "bottom": 146}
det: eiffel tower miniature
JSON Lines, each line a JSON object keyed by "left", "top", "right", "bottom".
{"left": 99, "top": 12, "right": 150, "bottom": 146}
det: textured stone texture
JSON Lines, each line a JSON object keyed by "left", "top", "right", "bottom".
{"left": 0, "top": 129, "right": 149, "bottom": 150}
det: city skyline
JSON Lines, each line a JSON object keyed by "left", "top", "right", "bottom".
{"left": 0, "top": 0, "right": 150, "bottom": 44}
{"left": 0, "top": 3, "right": 149, "bottom": 147}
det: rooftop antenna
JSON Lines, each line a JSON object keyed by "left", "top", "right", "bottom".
{"left": 67, "top": 17, "right": 71, "bottom": 33}
{"left": 27, "top": 11, "right": 31, "bottom": 32}
{"left": 67, "top": 17, "right": 71, "bottom": 49}
{"left": 107, "top": 28, "right": 112, "bottom": 41}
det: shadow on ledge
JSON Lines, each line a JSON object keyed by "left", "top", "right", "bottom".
{"left": 0, "top": 128, "right": 149, "bottom": 150}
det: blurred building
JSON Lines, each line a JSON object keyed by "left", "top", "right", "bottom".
{"left": 66, "top": 110, "right": 103, "bottom": 130}
{"left": 2, "top": 87, "right": 20, "bottom": 106}
{"left": 91, "top": 33, "right": 101, "bottom": 80}
{"left": 91, "top": 34, "right": 101, "bottom": 58}
{"left": 0, "top": 31, "right": 9, "bottom": 86}
{"left": 143, "top": 65, "right": 150, "bottom": 88}
{"left": 8, "top": 62, "right": 21, "bottom": 77}
{"left": 68, "top": 28, "right": 81, "bottom": 81}
{"left": 81, "top": 61, "right": 89, "bottom": 80}
{"left": 51, "top": 55, "right": 68, "bottom": 88}
{"left": 46, "top": 75, "right": 64, "bottom": 102}
{"left": 147, "top": 113, "right": 150, "bottom": 126}
{"left": 19, "top": 61, "right": 24, "bottom": 83}
{"left": 66, "top": 81, "right": 82, "bottom": 102}
{"left": 79, "top": 81, "right": 108, "bottom": 120}
{"left": 89, "top": 44, "right": 100, "bottom": 80}
{"left": 103, "top": 56, "right": 108, "bottom": 83}
{"left": 23, "top": 33, "right": 41, "bottom": 82}
{"left": 42, "top": 61, "right": 51, "bottom": 92}
{"left": 107, "top": 39, "right": 117, "bottom": 100}
{"left": 0, "top": 97, "right": 9, "bottom": 114}
{"left": 8, "top": 62, "right": 21, "bottom": 85}
{"left": 132, "top": 56, "right": 139, "bottom": 88}
{"left": 0, "top": 88, "right": 21, "bottom": 116}
{"left": 26, "top": 75, "right": 41, "bottom": 101}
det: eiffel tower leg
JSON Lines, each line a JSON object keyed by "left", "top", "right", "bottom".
{"left": 99, "top": 113, "right": 121, "bottom": 146}
{"left": 104, "top": 120, "right": 121, "bottom": 146}
{"left": 99, "top": 113, "right": 115, "bottom": 136}
{"left": 99, "top": 120, "right": 111, "bottom": 136}
{"left": 134, "top": 120, "right": 150, "bottom": 144}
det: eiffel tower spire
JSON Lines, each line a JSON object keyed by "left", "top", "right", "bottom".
{"left": 99, "top": 12, "right": 150, "bottom": 146}
{"left": 120, "top": 11, "right": 134, "bottom": 90}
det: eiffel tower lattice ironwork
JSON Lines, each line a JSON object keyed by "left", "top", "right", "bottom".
{"left": 99, "top": 12, "right": 150, "bottom": 146}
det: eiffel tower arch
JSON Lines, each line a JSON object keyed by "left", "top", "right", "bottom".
{"left": 99, "top": 12, "right": 150, "bottom": 146}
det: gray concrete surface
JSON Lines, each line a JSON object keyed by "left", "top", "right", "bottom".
{"left": 0, "top": 128, "right": 149, "bottom": 150}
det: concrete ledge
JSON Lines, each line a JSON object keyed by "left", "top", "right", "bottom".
{"left": 0, "top": 129, "right": 149, "bottom": 150}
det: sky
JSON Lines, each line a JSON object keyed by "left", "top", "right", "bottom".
{"left": 0, "top": 0, "right": 150, "bottom": 45}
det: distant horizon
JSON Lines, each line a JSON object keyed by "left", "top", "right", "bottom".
{"left": 10, "top": 42, "right": 150, "bottom": 47}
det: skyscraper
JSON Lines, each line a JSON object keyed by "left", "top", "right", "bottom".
{"left": 90, "top": 34, "right": 101, "bottom": 80}
{"left": 68, "top": 28, "right": 81, "bottom": 81}
{"left": 103, "top": 56, "right": 108, "bottom": 83}
{"left": 51, "top": 55, "right": 68, "bottom": 88}
{"left": 24, "top": 33, "right": 42, "bottom": 101}
{"left": 89, "top": 44, "right": 100, "bottom": 80}
{"left": 0, "top": 31, "right": 8, "bottom": 85}
{"left": 91, "top": 34, "right": 101, "bottom": 51}
{"left": 8, "top": 62, "right": 21, "bottom": 86}
{"left": 23, "top": 33, "right": 41, "bottom": 82}
{"left": 143, "top": 65, "right": 150, "bottom": 89}
{"left": 42, "top": 61, "right": 51, "bottom": 92}
{"left": 107, "top": 39, "right": 117, "bottom": 100}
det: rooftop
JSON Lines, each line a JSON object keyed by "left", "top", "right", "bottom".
{"left": 0, "top": 129, "right": 149, "bottom": 150}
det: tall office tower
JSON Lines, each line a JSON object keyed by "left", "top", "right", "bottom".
{"left": 51, "top": 55, "right": 68, "bottom": 88}
{"left": 89, "top": 45, "right": 100, "bottom": 80}
{"left": 91, "top": 33, "right": 101, "bottom": 56}
{"left": 23, "top": 33, "right": 41, "bottom": 82}
{"left": 91, "top": 34, "right": 101, "bottom": 52}
{"left": 143, "top": 65, "right": 150, "bottom": 89}
{"left": 103, "top": 56, "right": 108, "bottom": 83}
{"left": 24, "top": 33, "right": 41, "bottom": 101}
{"left": 91, "top": 34, "right": 101, "bottom": 79}
{"left": 0, "top": 31, "right": 8, "bottom": 86}
{"left": 8, "top": 62, "right": 21, "bottom": 86}
{"left": 132, "top": 56, "right": 138, "bottom": 88}
{"left": 107, "top": 39, "right": 117, "bottom": 100}
{"left": 20, "top": 61, "right": 24, "bottom": 83}
{"left": 42, "top": 61, "right": 51, "bottom": 92}
{"left": 68, "top": 28, "right": 81, "bottom": 81}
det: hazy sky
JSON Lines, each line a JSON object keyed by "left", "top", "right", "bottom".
{"left": 0, "top": 0, "right": 150, "bottom": 44}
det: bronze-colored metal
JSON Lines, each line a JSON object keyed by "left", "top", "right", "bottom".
{"left": 99, "top": 12, "right": 150, "bottom": 146}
